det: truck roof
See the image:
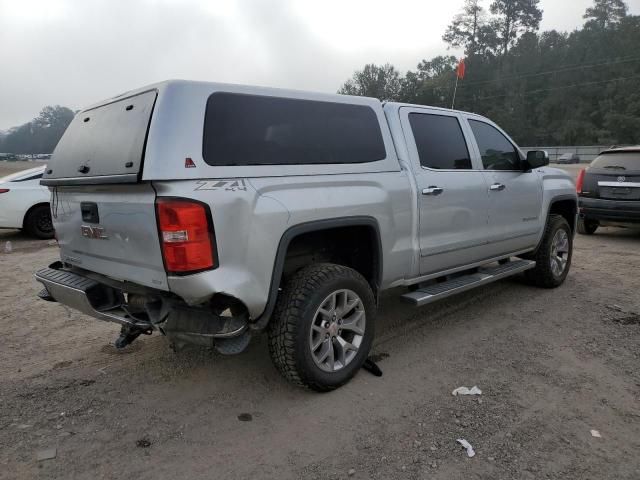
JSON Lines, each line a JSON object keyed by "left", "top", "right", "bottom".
{"left": 82, "top": 79, "right": 481, "bottom": 119}
{"left": 80, "top": 79, "right": 384, "bottom": 113}
{"left": 383, "top": 101, "right": 478, "bottom": 118}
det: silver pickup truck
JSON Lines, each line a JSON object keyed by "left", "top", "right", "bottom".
{"left": 35, "top": 80, "right": 577, "bottom": 391}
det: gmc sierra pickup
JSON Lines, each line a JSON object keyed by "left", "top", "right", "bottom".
{"left": 35, "top": 80, "right": 577, "bottom": 391}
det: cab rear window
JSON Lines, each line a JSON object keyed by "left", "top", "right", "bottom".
{"left": 591, "top": 152, "right": 640, "bottom": 171}
{"left": 202, "top": 93, "right": 386, "bottom": 166}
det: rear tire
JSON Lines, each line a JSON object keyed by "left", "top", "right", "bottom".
{"left": 24, "top": 204, "right": 54, "bottom": 239}
{"left": 577, "top": 217, "right": 598, "bottom": 235}
{"left": 524, "top": 215, "right": 572, "bottom": 288}
{"left": 268, "top": 263, "right": 375, "bottom": 392}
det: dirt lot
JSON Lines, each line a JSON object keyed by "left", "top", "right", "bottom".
{"left": 1, "top": 165, "right": 639, "bottom": 480}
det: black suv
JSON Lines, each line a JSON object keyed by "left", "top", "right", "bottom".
{"left": 577, "top": 146, "right": 640, "bottom": 234}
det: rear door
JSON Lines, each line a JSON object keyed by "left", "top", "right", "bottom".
{"left": 465, "top": 118, "right": 543, "bottom": 255}
{"left": 43, "top": 90, "right": 168, "bottom": 290}
{"left": 400, "top": 107, "right": 491, "bottom": 275}
{"left": 42, "top": 90, "right": 157, "bottom": 185}
{"left": 582, "top": 151, "right": 640, "bottom": 201}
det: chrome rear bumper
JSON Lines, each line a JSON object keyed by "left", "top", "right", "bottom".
{"left": 34, "top": 264, "right": 248, "bottom": 340}
{"left": 35, "top": 265, "right": 152, "bottom": 329}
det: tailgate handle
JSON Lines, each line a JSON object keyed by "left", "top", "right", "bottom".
{"left": 81, "top": 202, "right": 100, "bottom": 224}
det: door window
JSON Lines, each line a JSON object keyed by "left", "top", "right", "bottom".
{"left": 408, "top": 113, "right": 472, "bottom": 170}
{"left": 469, "top": 120, "right": 521, "bottom": 171}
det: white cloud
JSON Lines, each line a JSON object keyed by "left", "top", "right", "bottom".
{"left": 0, "top": 0, "right": 626, "bottom": 128}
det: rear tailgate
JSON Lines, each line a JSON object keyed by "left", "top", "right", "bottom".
{"left": 51, "top": 184, "right": 168, "bottom": 290}
{"left": 44, "top": 88, "right": 167, "bottom": 289}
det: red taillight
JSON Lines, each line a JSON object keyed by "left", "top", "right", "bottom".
{"left": 0, "top": 189, "right": 9, "bottom": 194}
{"left": 576, "top": 168, "right": 586, "bottom": 194}
{"left": 155, "top": 198, "right": 216, "bottom": 274}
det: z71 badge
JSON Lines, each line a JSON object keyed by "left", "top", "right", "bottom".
{"left": 195, "top": 179, "right": 247, "bottom": 192}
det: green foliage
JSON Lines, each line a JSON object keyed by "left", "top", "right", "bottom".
{"left": 339, "top": 0, "right": 639, "bottom": 146}
{"left": 338, "top": 63, "right": 402, "bottom": 101}
{"left": 490, "top": 0, "right": 543, "bottom": 55}
{"left": 0, "top": 105, "right": 74, "bottom": 154}
{"left": 584, "top": 0, "right": 628, "bottom": 29}
{"left": 443, "top": 0, "right": 488, "bottom": 56}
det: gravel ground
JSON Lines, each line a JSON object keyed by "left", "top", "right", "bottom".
{"left": 1, "top": 162, "right": 638, "bottom": 479}
{"left": 1, "top": 224, "right": 639, "bottom": 480}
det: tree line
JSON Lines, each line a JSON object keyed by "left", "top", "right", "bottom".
{"left": 339, "top": 0, "right": 639, "bottom": 147}
{"left": 0, "top": 106, "right": 74, "bottom": 155}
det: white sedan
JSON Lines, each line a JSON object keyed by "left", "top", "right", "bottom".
{"left": 0, "top": 165, "right": 54, "bottom": 239}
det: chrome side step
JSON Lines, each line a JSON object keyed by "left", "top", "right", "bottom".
{"left": 401, "top": 259, "right": 536, "bottom": 307}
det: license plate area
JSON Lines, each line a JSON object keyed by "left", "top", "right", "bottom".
{"left": 598, "top": 183, "right": 640, "bottom": 200}
{"left": 80, "top": 202, "right": 100, "bottom": 223}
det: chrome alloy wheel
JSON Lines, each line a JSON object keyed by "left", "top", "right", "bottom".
{"left": 309, "top": 289, "right": 366, "bottom": 373}
{"left": 550, "top": 229, "right": 570, "bottom": 277}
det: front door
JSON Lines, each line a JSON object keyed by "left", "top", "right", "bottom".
{"left": 466, "top": 118, "right": 543, "bottom": 256}
{"left": 400, "top": 108, "right": 492, "bottom": 275}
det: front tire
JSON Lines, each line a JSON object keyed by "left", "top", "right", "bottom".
{"left": 577, "top": 217, "right": 598, "bottom": 235}
{"left": 268, "top": 263, "right": 376, "bottom": 391}
{"left": 524, "top": 215, "right": 573, "bottom": 288}
{"left": 24, "top": 204, "right": 54, "bottom": 239}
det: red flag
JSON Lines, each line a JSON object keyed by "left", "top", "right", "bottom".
{"left": 456, "top": 59, "right": 466, "bottom": 79}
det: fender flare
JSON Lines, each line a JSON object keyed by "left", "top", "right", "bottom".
{"left": 547, "top": 194, "right": 578, "bottom": 231}
{"left": 251, "top": 216, "right": 383, "bottom": 330}
{"left": 528, "top": 194, "right": 577, "bottom": 255}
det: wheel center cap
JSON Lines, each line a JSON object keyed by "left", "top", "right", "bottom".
{"left": 328, "top": 323, "right": 339, "bottom": 337}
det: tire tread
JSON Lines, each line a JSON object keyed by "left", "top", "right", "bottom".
{"left": 268, "top": 263, "right": 374, "bottom": 392}
{"left": 523, "top": 215, "right": 572, "bottom": 288}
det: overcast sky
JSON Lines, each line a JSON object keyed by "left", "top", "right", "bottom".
{"left": 1, "top": 0, "right": 639, "bottom": 129}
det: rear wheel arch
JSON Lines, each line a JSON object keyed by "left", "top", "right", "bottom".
{"left": 252, "top": 217, "right": 383, "bottom": 329}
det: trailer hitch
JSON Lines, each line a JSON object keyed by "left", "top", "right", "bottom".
{"left": 114, "top": 325, "right": 152, "bottom": 349}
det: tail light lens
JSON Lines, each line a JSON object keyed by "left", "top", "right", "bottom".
{"left": 576, "top": 168, "right": 586, "bottom": 193}
{"left": 0, "top": 189, "right": 9, "bottom": 194}
{"left": 155, "top": 198, "right": 217, "bottom": 274}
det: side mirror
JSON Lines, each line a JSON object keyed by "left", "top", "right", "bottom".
{"left": 525, "top": 150, "right": 549, "bottom": 170}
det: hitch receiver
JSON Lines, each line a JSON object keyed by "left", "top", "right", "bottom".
{"left": 114, "top": 325, "right": 152, "bottom": 349}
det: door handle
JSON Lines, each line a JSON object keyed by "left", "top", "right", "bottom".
{"left": 489, "top": 183, "right": 506, "bottom": 191}
{"left": 422, "top": 186, "right": 444, "bottom": 196}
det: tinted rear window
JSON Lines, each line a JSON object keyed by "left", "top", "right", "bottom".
{"left": 408, "top": 113, "right": 471, "bottom": 169}
{"left": 591, "top": 152, "right": 640, "bottom": 171}
{"left": 202, "top": 93, "right": 386, "bottom": 166}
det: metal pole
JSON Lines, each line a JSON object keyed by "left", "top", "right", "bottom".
{"left": 451, "top": 74, "right": 460, "bottom": 110}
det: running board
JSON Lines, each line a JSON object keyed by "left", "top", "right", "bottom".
{"left": 401, "top": 259, "right": 536, "bottom": 307}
